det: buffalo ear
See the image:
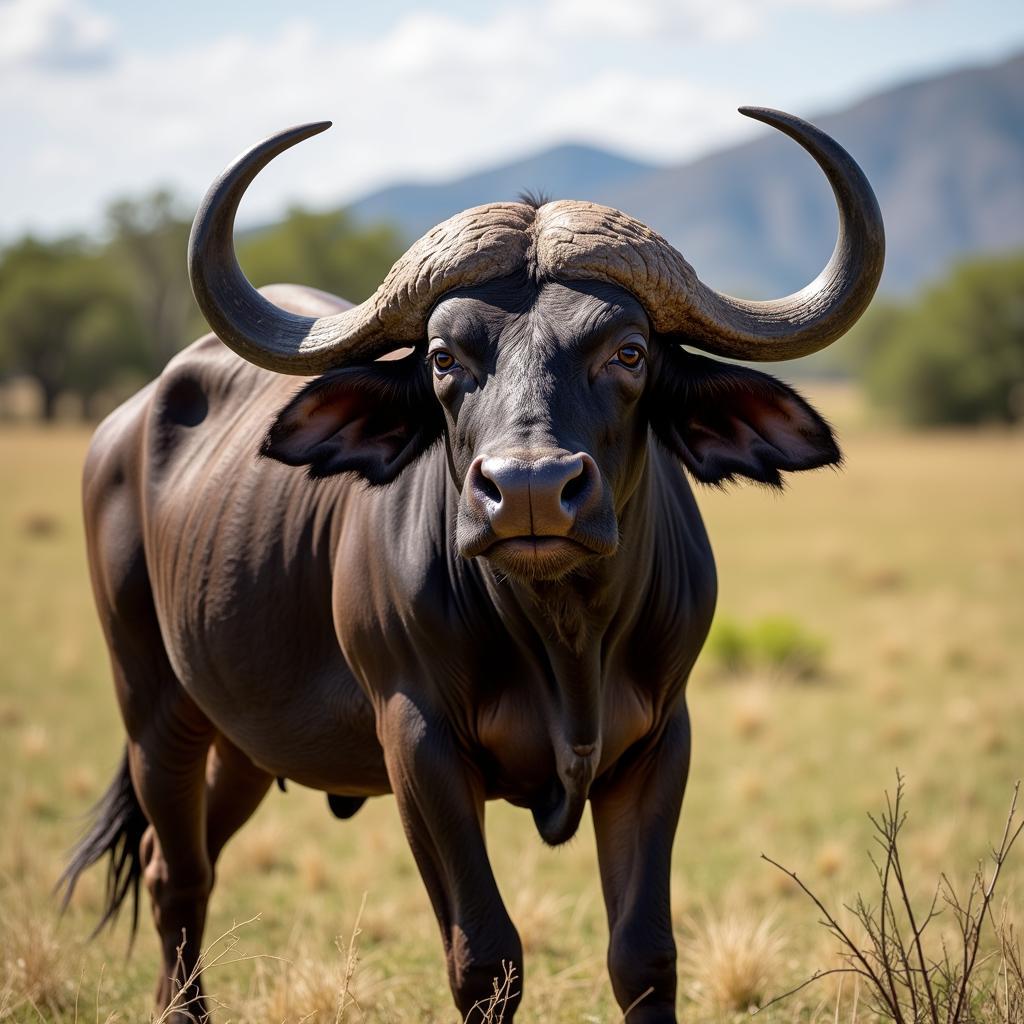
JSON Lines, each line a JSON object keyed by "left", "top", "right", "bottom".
{"left": 262, "top": 358, "right": 443, "bottom": 484}
{"left": 651, "top": 348, "right": 841, "bottom": 488}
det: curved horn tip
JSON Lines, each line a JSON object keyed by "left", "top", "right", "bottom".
{"left": 280, "top": 120, "right": 333, "bottom": 142}
{"left": 737, "top": 105, "right": 797, "bottom": 128}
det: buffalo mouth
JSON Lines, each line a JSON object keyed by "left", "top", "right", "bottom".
{"left": 476, "top": 535, "right": 609, "bottom": 581}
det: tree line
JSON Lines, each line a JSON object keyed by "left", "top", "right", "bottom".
{"left": 0, "top": 193, "right": 403, "bottom": 421}
{"left": 0, "top": 195, "right": 1020, "bottom": 427}
{"left": 840, "top": 251, "right": 1024, "bottom": 426}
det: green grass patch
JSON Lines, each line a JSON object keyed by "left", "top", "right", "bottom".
{"left": 706, "top": 613, "right": 827, "bottom": 681}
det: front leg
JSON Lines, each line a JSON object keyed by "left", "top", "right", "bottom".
{"left": 380, "top": 691, "right": 523, "bottom": 1020}
{"left": 591, "top": 707, "right": 692, "bottom": 1023}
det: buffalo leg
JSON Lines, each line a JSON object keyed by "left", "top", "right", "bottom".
{"left": 134, "top": 728, "right": 270, "bottom": 1023}
{"left": 591, "top": 708, "right": 692, "bottom": 1024}
{"left": 88, "top": 474, "right": 220, "bottom": 1020}
{"left": 380, "top": 692, "right": 523, "bottom": 1020}
{"left": 128, "top": 690, "right": 216, "bottom": 1023}
{"left": 205, "top": 733, "right": 273, "bottom": 863}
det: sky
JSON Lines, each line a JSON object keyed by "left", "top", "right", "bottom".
{"left": 1, "top": 0, "right": 1023, "bottom": 241}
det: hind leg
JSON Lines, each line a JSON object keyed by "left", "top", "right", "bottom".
{"left": 133, "top": 724, "right": 273, "bottom": 1021}
{"left": 129, "top": 690, "right": 216, "bottom": 1022}
{"left": 96, "top": 608, "right": 217, "bottom": 1019}
{"left": 205, "top": 734, "right": 273, "bottom": 865}
{"left": 104, "top": 634, "right": 268, "bottom": 1022}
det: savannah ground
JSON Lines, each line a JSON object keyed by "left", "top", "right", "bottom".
{"left": 1, "top": 385, "right": 1022, "bottom": 1022}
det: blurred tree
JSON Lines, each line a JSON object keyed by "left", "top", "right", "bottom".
{"left": 238, "top": 206, "right": 403, "bottom": 302}
{"left": 0, "top": 198, "right": 402, "bottom": 421}
{"left": 106, "top": 190, "right": 198, "bottom": 369}
{"left": 0, "top": 237, "right": 146, "bottom": 420}
{"left": 837, "top": 300, "right": 905, "bottom": 377}
{"left": 843, "top": 252, "right": 1024, "bottom": 426}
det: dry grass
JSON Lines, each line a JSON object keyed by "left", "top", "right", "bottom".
{"left": 680, "top": 907, "right": 786, "bottom": 1014}
{"left": 236, "top": 823, "right": 288, "bottom": 876}
{"left": 815, "top": 840, "right": 849, "bottom": 880}
{"left": 1, "top": 394, "right": 1022, "bottom": 1021}
{"left": 729, "top": 680, "right": 772, "bottom": 739}
{"left": 298, "top": 845, "right": 330, "bottom": 894}
{"left": 761, "top": 776, "right": 1024, "bottom": 1023}
{"left": 19, "top": 725, "right": 49, "bottom": 759}
{"left": 0, "top": 905, "right": 75, "bottom": 1020}
{"left": 244, "top": 951, "right": 346, "bottom": 1023}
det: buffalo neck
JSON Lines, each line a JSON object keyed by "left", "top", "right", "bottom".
{"left": 469, "top": 443, "right": 661, "bottom": 748}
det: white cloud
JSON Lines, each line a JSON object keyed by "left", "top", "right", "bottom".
{"left": 808, "top": 0, "right": 921, "bottom": 8}
{"left": 0, "top": 2, "right": 749, "bottom": 238}
{"left": 0, "top": 0, "right": 114, "bottom": 72}
{"left": 0, "top": 0, "right": 935, "bottom": 239}
{"left": 535, "top": 71, "right": 746, "bottom": 159}
{"left": 546, "top": 0, "right": 758, "bottom": 41}
{"left": 547, "top": 0, "right": 923, "bottom": 40}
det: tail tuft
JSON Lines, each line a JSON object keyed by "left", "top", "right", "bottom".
{"left": 56, "top": 748, "right": 149, "bottom": 940}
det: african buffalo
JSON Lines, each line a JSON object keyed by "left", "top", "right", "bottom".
{"left": 62, "top": 108, "right": 883, "bottom": 1022}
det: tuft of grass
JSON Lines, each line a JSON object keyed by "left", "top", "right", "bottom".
{"left": 730, "top": 681, "right": 772, "bottom": 739}
{"left": 815, "top": 839, "right": 849, "bottom": 879}
{"left": 19, "top": 724, "right": 49, "bottom": 759}
{"left": 63, "top": 763, "right": 98, "bottom": 802}
{"left": 245, "top": 951, "right": 346, "bottom": 1023}
{"left": 298, "top": 844, "right": 330, "bottom": 893}
{"left": 231, "top": 898, "right": 398, "bottom": 1024}
{"left": 748, "top": 616, "right": 827, "bottom": 680}
{"left": 679, "top": 908, "right": 785, "bottom": 1014}
{"left": 705, "top": 614, "right": 827, "bottom": 681}
{"left": 0, "top": 900, "right": 78, "bottom": 1019}
{"left": 705, "top": 615, "right": 750, "bottom": 676}
{"left": 237, "top": 823, "right": 287, "bottom": 876}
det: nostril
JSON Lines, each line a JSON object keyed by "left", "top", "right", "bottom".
{"left": 474, "top": 459, "right": 505, "bottom": 504}
{"left": 560, "top": 471, "right": 587, "bottom": 506}
{"left": 477, "top": 473, "right": 502, "bottom": 504}
{"left": 559, "top": 456, "right": 594, "bottom": 510}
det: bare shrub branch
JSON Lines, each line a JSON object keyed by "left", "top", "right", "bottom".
{"left": 758, "top": 776, "right": 1023, "bottom": 1023}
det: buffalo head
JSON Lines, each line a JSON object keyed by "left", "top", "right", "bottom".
{"left": 189, "top": 110, "right": 883, "bottom": 582}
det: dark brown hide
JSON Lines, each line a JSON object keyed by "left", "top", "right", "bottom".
{"left": 69, "top": 108, "right": 877, "bottom": 1020}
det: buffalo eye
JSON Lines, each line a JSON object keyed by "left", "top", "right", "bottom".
{"left": 428, "top": 342, "right": 459, "bottom": 375}
{"left": 611, "top": 339, "right": 646, "bottom": 370}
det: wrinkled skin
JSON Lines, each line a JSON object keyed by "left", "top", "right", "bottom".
{"left": 82, "top": 276, "right": 839, "bottom": 1022}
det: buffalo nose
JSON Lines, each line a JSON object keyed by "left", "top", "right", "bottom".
{"left": 468, "top": 453, "right": 599, "bottom": 537}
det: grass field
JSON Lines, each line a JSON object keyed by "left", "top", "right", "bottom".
{"left": 1, "top": 387, "right": 1022, "bottom": 1022}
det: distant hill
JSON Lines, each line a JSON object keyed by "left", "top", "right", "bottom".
{"left": 346, "top": 51, "right": 1024, "bottom": 296}
{"left": 600, "top": 51, "right": 1024, "bottom": 296}
{"left": 348, "top": 143, "right": 655, "bottom": 242}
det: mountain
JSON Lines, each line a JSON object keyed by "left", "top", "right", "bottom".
{"left": 348, "top": 143, "right": 655, "bottom": 242}
{"left": 599, "top": 51, "right": 1024, "bottom": 296}
{"left": 346, "top": 51, "right": 1024, "bottom": 296}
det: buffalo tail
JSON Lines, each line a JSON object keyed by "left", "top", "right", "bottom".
{"left": 56, "top": 747, "right": 149, "bottom": 943}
